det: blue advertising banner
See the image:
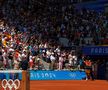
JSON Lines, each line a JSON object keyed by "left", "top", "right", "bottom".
{"left": 82, "top": 46, "right": 108, "bottom": 55}
{"left": 76, "top": 0, "right": 108, "bottom": 12}
{"left": 30, "top": 70, "right": 86, "bottom": 80}
{"left": 0, "top": 70, "right": 86, "bottom": 80}
{"left": 0, "top": 72, "right": 22, "bottom": 80}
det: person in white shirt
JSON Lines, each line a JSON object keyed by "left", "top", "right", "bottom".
{"left": 29, "top": 55, "right": 34, "bottom": 70}
{"left": 46, "top": 49, "right": 51, "bottom": 63}
{"left": 68, "top": 52, "right": 77, "bottom": 68}
{"left": 68, "top": 53, "right": 73, "bottom": 67}
{"left": 2, "top": 49, "right": 10, "bottom": 69}
{"left": 58, "top": 55, "right": 64, "bottom": 70}
{"left": 50, "top": 53, "right": 56, "bottom": 70}
{"left": 72, "top": 55, "right": 77, "bottom": 67}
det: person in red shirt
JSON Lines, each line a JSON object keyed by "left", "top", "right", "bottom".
{"left": 84, "top": 59, "right": 94, "bottom": 80}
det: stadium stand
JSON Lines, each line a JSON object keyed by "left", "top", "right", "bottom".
{"left": 0, "top": 0, "right": 108, "bottom": 80}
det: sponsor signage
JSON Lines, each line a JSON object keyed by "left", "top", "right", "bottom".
{"left": 82, "top": 46, "right": 108, "bottom": 55}
{"left": 0, "top": 70, "right": 86, "bottom": 80}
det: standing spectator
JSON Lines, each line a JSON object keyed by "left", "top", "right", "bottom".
{"left": 58, "top": 55, "right": 64, "bottom": 70}
{"left": 68, "top": 52, "right": 73, "bottom": 68}
{"left": 50, "top": 52, "right": 56, "bottom": 70}
{"left": 72, "top": 53, "right": 77, "bottom": 68}
{"left": 29, "top": 54, "right": 34, "bottom": 70}
{"left": 20, "top": 59, "right": 28, "bottom": 70}
{"left": 78, "top": 56, "right": 85, "bottom": 70}
{"left": 84, "top": 59, "right": 94, "bottom": 80}
{"left": 2, "top": 49, "right": 8, "bottom": 69}
{"left": 8, "top": 52, "right": 13, "bottom": 69}
{"left": 0, "top": 49, "right": 3, "bottom": 69}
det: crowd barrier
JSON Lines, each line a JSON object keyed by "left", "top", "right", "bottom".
{"left": 0, "top": 70, "right": 86, "bottom": 80}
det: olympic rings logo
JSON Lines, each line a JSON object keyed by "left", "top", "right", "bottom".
{"left": 2, "top": 79, "right": 20, "bottom": 90}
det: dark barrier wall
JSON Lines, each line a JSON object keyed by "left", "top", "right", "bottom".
{"left": 97, "top": 62, "right": 106, "bottom": 80}
{"left": 106, "top": 61, "right": 108, "bottom": 80}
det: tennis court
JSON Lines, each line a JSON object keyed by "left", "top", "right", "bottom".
{"left": 30, "top": 80, "right": 108, "bottom": 90}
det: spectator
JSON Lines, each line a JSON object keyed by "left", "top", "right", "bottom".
{"left": 58, "top": 55, "right": 64, "bottom": 70}
{"left": 84, "top": 59, "right": 94, "bottom": 80}
{"left": 50, "top": 52, "right": 56, "bottom": 70}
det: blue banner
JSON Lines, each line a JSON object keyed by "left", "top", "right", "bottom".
{"left": 0, "top": 73, "right": 22, "bottom": 80}
{"left": 30, "top": 70, "right": 86, "bottom": 80}
{"left": 76, "top": 0, "right": 107, "bottom": 12}
{"left": 0, "top": 70, "right": 86, "bottom": 80}
{"left": 82, "top": 46, "right": 108, "bottom": 55}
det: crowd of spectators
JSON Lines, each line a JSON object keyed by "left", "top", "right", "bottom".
{"left": 0, "top": 0, "right": 108, "bottom": 70}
